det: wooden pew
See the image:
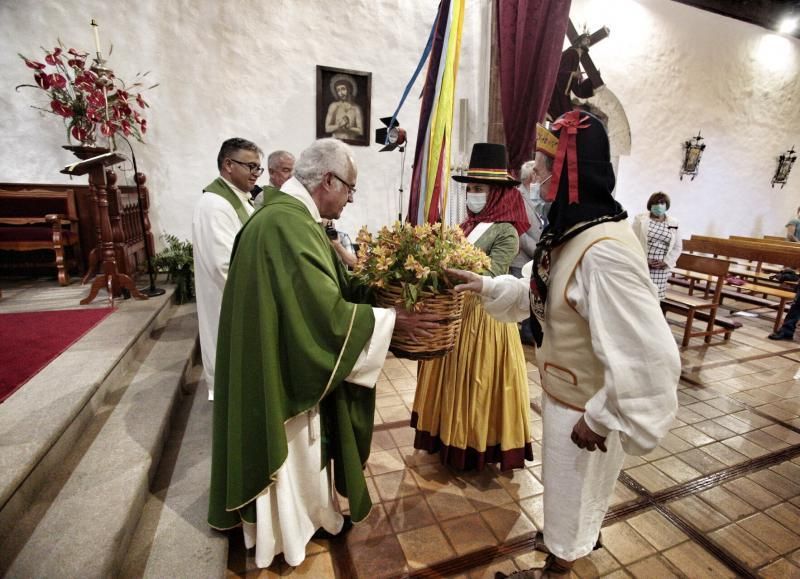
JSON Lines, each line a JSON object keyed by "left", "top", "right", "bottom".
{"left": 683, "top": 237, "right": 799, "bottom": 331}
{"left": 663, "top": 253, "right": 734, "bottom": 347}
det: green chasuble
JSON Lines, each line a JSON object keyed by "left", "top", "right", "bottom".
{"left": 208, "top": 190, "right": 376, "bottom": 530}
{"left": 203, "top": 177, "right": 252, "bottom": 225}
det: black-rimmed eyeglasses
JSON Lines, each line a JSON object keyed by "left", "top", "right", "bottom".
{"left": 331, "top": 173, "right": 356, "bottom": 196}
{"left": 229, "top": 158, "right": 265, "bottom": 176}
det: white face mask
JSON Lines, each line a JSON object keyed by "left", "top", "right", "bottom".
{"left": 466, "top": 193, "right": 487, "bottom": 214}
{"left": 530, "top": 175, "right": 551, "bottom": 202}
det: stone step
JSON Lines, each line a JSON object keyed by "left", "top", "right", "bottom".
{"left": 120, "top": 365, "right": 227, "bottom": 578}
{"left": 0, "top": 302, "right": 198, "bottom": 578}
{"left": 0, "top": 289, "right": 175, "bottom": 540}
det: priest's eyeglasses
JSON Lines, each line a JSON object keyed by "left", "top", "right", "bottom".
{"left": 229, "top": 158, "right": 265, "bottom": 176}
{"left": 331, "top": 173, "right": 356, "bottom": 196}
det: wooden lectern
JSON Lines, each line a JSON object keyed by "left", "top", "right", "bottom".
{"left": 61, "top": 147, "right": 147, "bottom": 305}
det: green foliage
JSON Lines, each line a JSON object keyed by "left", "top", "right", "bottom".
{"left": 153, "top": 234, "right": 194, "bottom": 304}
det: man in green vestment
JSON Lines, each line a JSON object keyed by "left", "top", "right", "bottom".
{"left": 208, "top": 138, "right": 440, "bottom": 568}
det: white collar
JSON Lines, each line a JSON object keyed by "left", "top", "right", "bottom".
{"left": 220, "top": 176, "right": 252, "bottom": 203}
{"left": 281, "top": 177, "right": 322, "bottom": 223}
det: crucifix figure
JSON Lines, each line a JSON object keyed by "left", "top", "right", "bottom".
{"left": 547, "top": 19, "right": 610, "bottom": 121}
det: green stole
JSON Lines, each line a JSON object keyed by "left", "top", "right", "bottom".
{"left": 203, "top": 177, "right": 251, "bottom": 225}
{"left": 208, "top": 190, "right": 377, "bottom": 530}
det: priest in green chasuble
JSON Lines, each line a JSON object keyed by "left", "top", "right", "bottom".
{"left": 208, "top": 138, "right": 440, "bottom": 568}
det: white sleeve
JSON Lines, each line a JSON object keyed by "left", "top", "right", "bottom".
{"left": 192, "top": 195, "right": 243, "bottom": 289}
{"left": 569, "top": 240, "right": 680, "bottom": 455}
{"left": 346, "top": 307, "right": 396, "bottom": 387}
{"left": 479, "top": 275, "right": 532, "bottom": 323}
{"left": 666, "top": 224, "right": 682, "bottom": 269}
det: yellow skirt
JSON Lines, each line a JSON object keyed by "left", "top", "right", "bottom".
{"left": 411, "top": 294, "right": 533, "bottom": 471}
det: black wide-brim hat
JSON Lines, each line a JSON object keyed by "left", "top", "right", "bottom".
{"left": 452, "top": 143, "right": 521, "bottom": 186}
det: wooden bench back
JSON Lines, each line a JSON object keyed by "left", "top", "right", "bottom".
{"left": 675, "top": 253, "right": 730, "bottom": 303}
{"left": 0, "top": 189, "right": 78, "bottom": 223}
{"left": 729, "top": 235, "right": 799, "bottom": 249}
{"left": 685, "top": 236, "right": 800, "bottom": 270}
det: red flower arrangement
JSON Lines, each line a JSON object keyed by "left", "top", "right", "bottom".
{"left": 17, "top": 42, "right": 156, "bottom": 145}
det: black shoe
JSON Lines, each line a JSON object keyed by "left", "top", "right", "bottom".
{"left": 768, "top": 331, "right": 794, "bottom": 341}
{"left": 311, "top": 515, "right": 352, "bottom": 539}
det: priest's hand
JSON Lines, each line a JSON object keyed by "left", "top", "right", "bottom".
{"left": 445, "top": 268, "right": 483, "bottom": 294}
{"left": 392, "top": 308, "right": 444, "bottom": 343}
{"left": 570, "top": 416, "right": 607, "bottom": 452}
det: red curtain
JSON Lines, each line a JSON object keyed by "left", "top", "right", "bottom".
{"left": 497, "top": 0, "right": 572, "bottom": 174}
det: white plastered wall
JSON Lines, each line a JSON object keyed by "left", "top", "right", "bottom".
{"left": 0, "top": 0, "right": 492, "bottom": 244}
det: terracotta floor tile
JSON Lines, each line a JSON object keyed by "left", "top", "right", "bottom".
{"left": 691, "top": 419, "right": 737, "bottom": 441}
{"left": 373, "top": 469, "right": 420, "bottom": 501}
{"left": 626, "top": 510, "right": 689, "bottom": 551}
{"left": 698, "top": 486, "right": 757, "bottom": 521}
{"left": 467, "top": 558, "right": 521, "bottom": 579}
{"left": 676, "top": 406, "right": 705, "bottom": 424}
{"left": 625, "top": 464, "right": 678, "bottom": 493}
{"left": 512, "top": 550, "right": 549, "bottom": 575}
{"left": 790, "top": 548, "right": 800, "bottom": 567}
{"left": 626, "top": 554, "right": 682, "bottom": 578}
{"left": 701, "top": 441, "right": 749, "bottom": 467}
{"left": 461, "top": 476, "right": 514, "bottom": 511}
{"left": 705, "top": 396, "right": 746, "bottom": 413}
{"left": 641, "top": 445, "right": 671, "bottom": 462}
{"left": 348, "top": 532, "right": 409, "bottom": 579}
{"left": 656, "top": 432, "right": 695, "bottom": 454}
{"left": 671, "top": 424, "right": 716, "bottom": 446}
{"left": 600, "top": 521, "right": 656, "bottom": 565}
{"left": 757, "top": 403, "right": 798, "bottom": 422}
{"left": 731, "top": 409, "right": 775, "bottom": 429}
{"left": 371, "top": 429, "right": 398, "bottom": 451}
{"left": 375, "top": 393, "right": 404, "bottom": 408}
{"left": 762, "top": 423, "right": 800, "bottom": 445}
{"left": 497, "top": 467, "right": 544, "bottom": 500}
{"left": 518, "top": 494, "right": 544, "bottom": 529}
{"left": 738, "top": 512, "right": 800, "bottom": 554}
{"left": 377, "top": 404, "right": 411, "bottom": 423}
{"left": 571, "top": 547, "right": 621, "bottom": 578}
{"left": 346, "top": 503, "right": 393, "bottom": 544}
{"left": 758, "top": 558, "right": 800, "bottom": 579}
{"left": 687, "top": 401, "right": 726, "bottom": 419}
{"left": 391, "top": 377, "right": 417, "bottom": 392}
{"left": 426, "top": 487, "right": 477, "bottom": 521}
{"left": 609, "top": 481, "right": 640, "bottom": 507}
{"left": 676, "top": 447, "right": 727, "bottom": 475}
{"left": 766, "top": 502, "right": 800, "bottom": 532}
{"left": 709, "top": 522, "right": 779, "bottom": 567}
{"left": 283, "top": 551, "right": 336, "bottom": 578}
{"left": 398, "top": 445, "right": 441, "bottom": 468}
{"left": 667, "top": 496, "right": 731, "bottom": 532}
{"left": 481, "top": 504, "right": 537, "bottom": 541}
{"left": 651, "top": 456, "right": 702, "bottom": 484}
{"left": 771, "top": 461, "right": 800, "bottom": 485}
{"left": 441, "top": 512, "right": 499, "bottom": 555}
{"left": 388, "top": 426, "right": 415, "bottom": 447}
{"left": 601, "top": 570, "right": 634, "bottom": 579}
{"left": 383, "top": 492, "right": 436, "bottom": 533}
{"left": 662, "top": 540, "right": 737, "bottom": 578}
{"left": 720, "top": 435, "right": 770, "bottom": 459}
{"left": 368, "top": 448, "right": 406, "bottom": 476}
{"left": 741, "top": 429, "right": 790, "bottom": 452}
{"left": 396, "top": 523, "right": 455, "bottom": 570}
{"left": 749, "top": 469, "right": 800, "bottom": 500}
{"left": 409, "top": 462, "right": 455, "bottom": 492}
{"left": 723, "top": 477, "right": 782, "bottom": 510}
{"left": 711, "top": 414, "right": 754, "bottom": 435}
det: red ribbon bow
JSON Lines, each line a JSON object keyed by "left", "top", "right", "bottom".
{"left": 545, "top": 110, "right": 590, "bottom": 205}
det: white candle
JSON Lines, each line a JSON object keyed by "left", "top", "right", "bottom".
{"left": 91, "top": 19, "right": 101, "bottom": 55}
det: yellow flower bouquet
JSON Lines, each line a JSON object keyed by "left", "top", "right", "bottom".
{"left": 353, "top": 221, "right": 491, "bottom": 359}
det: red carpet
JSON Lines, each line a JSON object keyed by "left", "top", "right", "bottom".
{"left": 0, "top": 307, "right": 114, "bottom": 403}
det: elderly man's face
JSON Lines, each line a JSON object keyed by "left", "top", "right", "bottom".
{"left": 320, "top": 161, "right": 356, "bottom": 220}
{"left": 269, "top": 156, "right": 294, "bottom": 189}
{"left": 532, "top": 152, "right": 552, "bottom": 184}
{"left": 335, "top": 84, "right": 349, "bottom": 101}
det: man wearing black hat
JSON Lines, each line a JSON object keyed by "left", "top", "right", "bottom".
{"left": 448, "top": 112, "right": 680, "bottom": 577}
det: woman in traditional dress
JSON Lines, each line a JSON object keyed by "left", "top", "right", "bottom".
{"left": 411, "top": 143, "right": 534, "bottom": 471}
{"left": 631, "top": 192, "right": 681, "bottom": 299}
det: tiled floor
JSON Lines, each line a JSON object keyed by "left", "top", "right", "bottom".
{"left": 228, "top": 300, "right": 800, "bottom": 578}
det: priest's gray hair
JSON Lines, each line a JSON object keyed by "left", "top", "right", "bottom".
{"left": 295, "top": 139, "right": 354, "bottom": 191}
{"left": 520, "top": 160, "right": 536, "bottom": 184}
{"left": 267, "top": 150, "right": 295, "bottom": 170}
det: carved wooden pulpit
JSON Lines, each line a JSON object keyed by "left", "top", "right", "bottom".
{"left": 61, "top": 147, "right": 147, "bottom": 306}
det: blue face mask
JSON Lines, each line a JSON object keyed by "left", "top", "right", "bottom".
{"left": 651, "top": 203, "right": 667, "bottom": 217}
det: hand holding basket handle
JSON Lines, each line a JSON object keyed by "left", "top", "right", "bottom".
{"left": 445, "top": 268, "right": 484, "bottom": 294}
{"left": 392, "top": 308, "right": 445, "bottom": 344}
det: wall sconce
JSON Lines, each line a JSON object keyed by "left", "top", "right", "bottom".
{"left": 679, "top": 131, "right": 705, "bottom": 181}
{"left": 771, "top": 146, "right": 797, "bottom": 188}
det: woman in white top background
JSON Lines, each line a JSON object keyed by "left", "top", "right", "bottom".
{"left": 631, "top": 192, "right": 682, "bottom": 299}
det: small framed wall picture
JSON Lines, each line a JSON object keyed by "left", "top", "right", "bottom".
{"left": 316, "top": 65, "right": 371, "bottom": 147}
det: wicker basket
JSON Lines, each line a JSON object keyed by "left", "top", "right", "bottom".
{"left": 375, "top": 284, "right": 465, "bottom": 360}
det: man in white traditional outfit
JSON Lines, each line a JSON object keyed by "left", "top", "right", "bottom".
{"left": 253, "top": 149, "right": 295, "bottom": 209}
{"left": 208, "top": 138, "right": 441, "bottom": 568}
{"left": 449, "top": 111, "right": 680, "bottom": 578}
{"left": 192, "top": 138, "right": 261, "bottom": 400}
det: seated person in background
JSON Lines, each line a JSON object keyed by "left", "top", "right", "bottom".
{"left": 323, "top": 218, "right": 357, "bottom": 268}
{"left": 769, "top": 284, "right": 800, "bottom": 340}
{"left": 254, "top": 150, "right": 295, "bottom": 209}
{"left": 631, "top": 192, "right": 682, "bottom": 299}
{"left": 786, "top": 206, "right": 800, "bottom": 242}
